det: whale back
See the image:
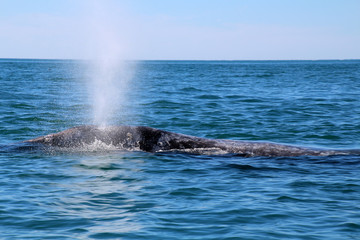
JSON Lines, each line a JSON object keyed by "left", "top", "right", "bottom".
{"left": 23, "top": 125, "right": 360, "bottom": 157}
{"left": 24, "top": 125, "right": 220, "bottom": 152}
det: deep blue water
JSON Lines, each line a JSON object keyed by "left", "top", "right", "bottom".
{"left": 1, "top": 59, "right": 360, "bottom": 239}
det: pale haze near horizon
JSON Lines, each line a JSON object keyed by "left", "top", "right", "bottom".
{"left": 0, "top": 0, "right": 359, "bottom": 60}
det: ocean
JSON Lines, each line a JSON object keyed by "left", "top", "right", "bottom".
{"left": 1, "top": 59, "right": 360, "bottom": 239}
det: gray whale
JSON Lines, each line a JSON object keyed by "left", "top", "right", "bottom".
{"left": 23, "top": 125, "right": 359, "bottom": 157}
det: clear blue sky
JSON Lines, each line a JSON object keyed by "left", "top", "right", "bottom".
{"left": 0, "top": 0, "right": 359, "bottom": 60}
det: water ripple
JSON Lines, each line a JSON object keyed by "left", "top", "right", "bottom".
{"left": 1, "top": 60, "right": 360, "bottom": 239}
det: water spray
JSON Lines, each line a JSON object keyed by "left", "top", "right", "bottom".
{"left": 85, "top": 0, "right": 133, "bottom": 127}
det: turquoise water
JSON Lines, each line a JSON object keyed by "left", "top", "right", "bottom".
{"left": 1, "top": 59, "right": 360, "bottom": 239}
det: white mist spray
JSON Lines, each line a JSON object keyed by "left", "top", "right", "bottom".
{"left": 84, "top": 0, "right": 134, "bottom": 126}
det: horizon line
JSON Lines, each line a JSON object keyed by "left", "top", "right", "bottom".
{"left": 1, "top": 57, "right": 360, "bottom": 62}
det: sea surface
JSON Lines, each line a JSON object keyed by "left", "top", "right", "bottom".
{"left": 1, "top": 59, "right": 360, "bottom": 239}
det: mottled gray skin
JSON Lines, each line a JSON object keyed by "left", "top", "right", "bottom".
{"left": 24, "top": 125, "right": 357, "bottom": 157}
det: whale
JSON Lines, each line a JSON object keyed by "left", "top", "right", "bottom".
{"left": 21, "top": 125, "right": 360, "bottom": 157}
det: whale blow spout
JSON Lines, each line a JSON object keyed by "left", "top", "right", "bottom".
{"left": 23, "top": 125, "right": 360, "bottom": 157}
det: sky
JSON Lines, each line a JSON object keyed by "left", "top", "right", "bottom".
{"left": 0, "top": 0, "right": 359, "bottom": 60}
